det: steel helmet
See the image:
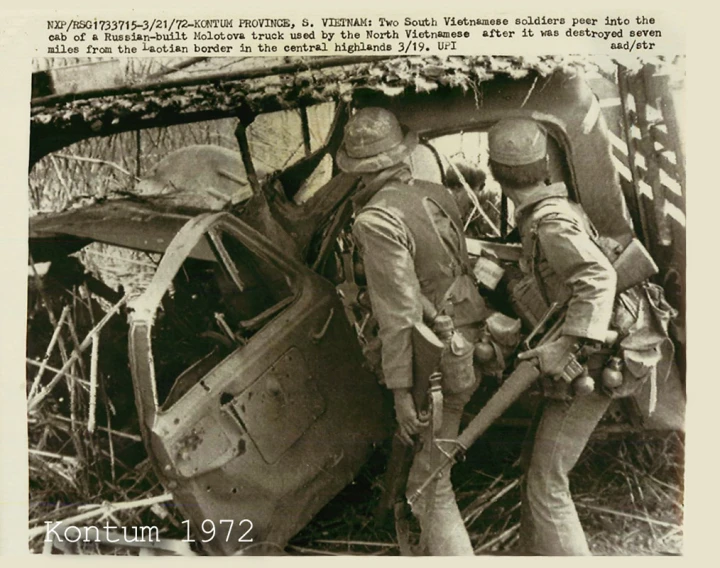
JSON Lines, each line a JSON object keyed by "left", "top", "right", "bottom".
{"left": 488, "top": 118, "right": 547, "bottom": 166}
{"left": 336, "top": 107, "right": 418, "bottom": 173}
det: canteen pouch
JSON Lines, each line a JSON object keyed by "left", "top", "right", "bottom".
{"left": 440, "top": 330, "right": 477, "bottom": 394}
{"left": 478, "top": 312, "right": 523, "bottom": 376}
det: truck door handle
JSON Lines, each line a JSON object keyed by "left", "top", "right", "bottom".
{"left": 311, "top": 308, "right": 334, "bottom": 343}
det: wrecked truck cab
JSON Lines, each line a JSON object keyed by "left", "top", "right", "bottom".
{"left": 127, "top": 211, "right": 391, "bottom": 555}
{"left": 28, "top": 56, "right": 685, "bottom": 554}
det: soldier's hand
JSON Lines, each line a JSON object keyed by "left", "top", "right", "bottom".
{"left": 518, "top": 335, "right": 579, "bottom": 378}
{"left": 392, "top": 389, "right": 429, "bottom": 446}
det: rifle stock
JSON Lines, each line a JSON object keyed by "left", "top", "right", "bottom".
{"left": 376, "top": 321, "right": 444, "bottom": 517}
{"left": 408, "top": 360, "right": 541, "bottom": 506}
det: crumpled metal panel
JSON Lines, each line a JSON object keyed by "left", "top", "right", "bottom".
{"left": 230, "top": 347, "right": 326, "bottom": 465}
{"left": 171, "top": 414, "right": 236, "bottom": 478}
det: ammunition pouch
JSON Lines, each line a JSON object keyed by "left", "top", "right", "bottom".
{"left": 508, "top": 273, "right": 550, "bottom": 330}
{"left": 604, "top": 282, "right": 677, "bottom": 402}
{"left": 536, "top": 282, "right": 677, "bottom": 403}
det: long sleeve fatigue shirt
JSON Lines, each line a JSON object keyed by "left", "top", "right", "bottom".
{"left": 516, "top": 184, "right": 616, "bottom": 342}
{"left": 353, "top": 201, "right": 462, "bottom": 390}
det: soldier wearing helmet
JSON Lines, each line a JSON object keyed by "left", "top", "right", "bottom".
{"left": 488, "top": 118, "right": 675, "bottom": 555}
{"left": 338, "top": 107, "right": 488, "bottom": 555}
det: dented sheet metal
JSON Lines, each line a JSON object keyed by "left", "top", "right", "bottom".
{"left": 229, "top": 347, "right": 326, "bottom": 465}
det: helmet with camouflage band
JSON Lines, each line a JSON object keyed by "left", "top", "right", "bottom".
{"left": 336, "top": 107, "right": 418, "bottom": 174}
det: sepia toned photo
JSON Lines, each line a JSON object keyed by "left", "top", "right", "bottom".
{"left": 26, "top": 54, "right": 685, "bottom": 556}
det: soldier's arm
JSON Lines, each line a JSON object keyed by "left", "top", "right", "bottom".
{"left": 536, "top": 213, "right": 616, "bottom": 342}
{"left": 352, "top": 208, "right": 423, "bottom": 390}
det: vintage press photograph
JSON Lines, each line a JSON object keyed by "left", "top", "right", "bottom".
{"left": 26, "top": 55, "right": 685, "bottom": 555}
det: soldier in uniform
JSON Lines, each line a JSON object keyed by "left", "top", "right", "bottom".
{"left": 336, "top": 107, "right": 488, "bottom": 555}
{"left": 487, "top": 118, "right": 675, "bottom": 555}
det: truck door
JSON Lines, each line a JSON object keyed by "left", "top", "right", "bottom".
{"left": 129, "top": 212, "right": 392, "bottom": 554}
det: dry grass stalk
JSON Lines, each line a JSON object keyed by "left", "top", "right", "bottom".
{"left": 53, "top": 153, "right": 139, "bottom": 181}
{"left": 26, "top": 359, "right": 89, "bottom": 387}
{"left": 287, "top": 545, "right": 341, "bottom": 556}
{"left": 29, "top": 448, "right": 80, "bottom": 465}
{"left": 88, "top": 332, "right": 99, "bottom": 433}
{"left": 61, "top": 308, "right": 89, "bottom": 464}
{"left": 65, "top": 308, "right": 89, "bottom": 379}
{"left": 576, "top": 503, "right": 679, "bottom": 529}
{"left": 474, "top": 524, "right": 519, "bottom": 553}
{"left": 314, "top": 539, "right": 397, "bottom": 548}
{"left": 28, "top": 295, "right": 128, "bottom": 411}
{"left": 48, "top": 414, "right": 141, "bottom": 442}
{"left": 628, "top": 460, "right": 659, "bottom": 541}
{"left": 29, "top": 256, "right": 79, "bottom": 388}
{"left": 28, "top": 305, "right": 70, "bottom": 399}
{"left": 463, "top": 476, "right": 520, "bottom": 525}
{"left": 103, "top": 395, "right": 117, "bottom": 482}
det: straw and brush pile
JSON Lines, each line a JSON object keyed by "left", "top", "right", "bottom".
{"left": 26, "top": 270, "right": 684, "bottom": 554}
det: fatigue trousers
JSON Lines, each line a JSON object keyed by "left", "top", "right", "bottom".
{"left": 519, "top": 390, "right": 611, "bottom": 555}
{"left": 406, "top": 384, "right": 476, "bottom": 556}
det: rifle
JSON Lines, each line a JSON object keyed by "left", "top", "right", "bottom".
{"left": 376, "top": 321, "right": 444, "bottom": 522}
{"left": 407, "top": 307, "right": 566, "bottom": 508}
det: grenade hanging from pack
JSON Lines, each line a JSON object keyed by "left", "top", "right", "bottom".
{"left": 572, "top": 370, "right": 595, "bottom": 396}
{"left": 473, "top": 329, "right": 495, "bottom": 364}
{"left": 601, "top": 356, "right": 624, "bottom": 389}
